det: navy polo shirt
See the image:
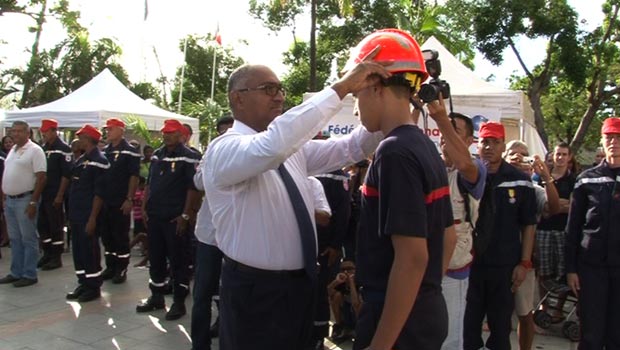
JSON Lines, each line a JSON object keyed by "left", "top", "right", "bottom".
{"left": 102, "top": 139, "right": 141, "bottom": 207}
{"left": 42, "top": 137, "right": 72, "bottom": 200}
{"left": 476, "top": 161, "right": 537, "bottom": 267}
{"left": 68, "top": 148, "right": 110, "bottom": 222}
{"left": 356, "top": 125, "right": 453, "bottom": 295}
{"left": 146, "top": 143, "right": 199, "bottom": 220}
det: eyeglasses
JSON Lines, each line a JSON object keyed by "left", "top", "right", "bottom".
{"left": 236, "top": 84, "right": 286, "bottom": 97}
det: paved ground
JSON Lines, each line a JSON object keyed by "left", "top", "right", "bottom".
{"left": 0, "top": 246, "right": 577, "bottom": 350}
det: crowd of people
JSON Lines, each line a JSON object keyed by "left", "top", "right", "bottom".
{"left": 0, "top": 28, "right": 619, "bottom": 350}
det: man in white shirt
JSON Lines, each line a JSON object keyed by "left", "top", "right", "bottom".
{"left": 0, "top": 121, "right": 47, "bottom": 287}
{"left": 203, "top": 60, "right": 389, "bottom": 349}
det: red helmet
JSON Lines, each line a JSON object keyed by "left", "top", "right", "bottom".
{"left": 343, "top": 28, "right": 429, "bottom": 84}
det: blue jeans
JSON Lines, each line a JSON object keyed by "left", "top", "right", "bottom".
{"left": 5, "top": 195, "right": 39, "bottom": 280}
{"left": 191, "top": 242, "right": 222, "bottom": 350}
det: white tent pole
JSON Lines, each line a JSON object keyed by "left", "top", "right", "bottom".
{"left": 178, "top": 38, "right": 188, "bottom": 114}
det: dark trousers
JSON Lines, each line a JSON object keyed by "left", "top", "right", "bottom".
{"left": 100, "top": 205, "right": 131, "bottom": 273}
{"left": 577, "top": 263, "right": 620, "bottom": 350}
{"left": 309, "top": 253, "right": 331, "bottom": 346}
{"left": 463, "top": 265, "right": 514, "bottom": 350}
{"left": 219, "top": 259, "right": 315, "bottom": 350}
{"left": 147, "top": 216, "right": 190, "bottom": 301}
{"left": 353, "top": 291, "right": 447, "bottom": 350}
{"left": 191, "top": 242, "right": 223, "bottom": 350}
{"left": 37, "top": 198, "right": 65, "bottom": 259}
{"left": 71, "top": 222, "right": 102, "bottom": 289}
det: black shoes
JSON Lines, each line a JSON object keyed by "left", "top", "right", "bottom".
{"left": 41, "top": 258, "right": 62, "bottom": 271}
{"left": 0, "top": 275, "right": 19, "bottom": 284}
{"left": 136, "top": 295, "right": 166, "bottom": 313}
{"left": 37, "top": 255, "right": 50, "bottom": 268}
{"left": 66, "top": 285, "right": 100, "bottom": 302}
{"left": 66, "top": 285, "right": 86, "bottom": 300}
{"left": 165, "top": 302, "right": 186, "bottom": 321}
{"left": 78, "top": 288, "right": 101, "bottom": 302}
{"left": 112, "top": 269, "right": 127, "bottom": 284}
{"left": 209, "top": 317, "right": 219, "bottom": 338}
{"left": 101, "top": 267, "right": 115, "bottom": 281}
{"left": 13, "top": 278, "right": 38, "bottom": 288}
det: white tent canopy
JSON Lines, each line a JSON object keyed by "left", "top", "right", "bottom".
{"left": 3, "top": 69, "right": 199, "bottom": 140}
{"left": 311, "top": 36, "right": 546, "bottom": 157}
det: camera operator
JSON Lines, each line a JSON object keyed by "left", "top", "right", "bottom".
{"left": 328, "top": 260, "right": 362, "bottom": 343}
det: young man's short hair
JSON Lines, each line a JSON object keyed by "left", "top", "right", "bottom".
{"left": 449, "top": 113, "right": 474, "bottom": 137}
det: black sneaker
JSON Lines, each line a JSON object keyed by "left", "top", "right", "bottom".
{"left": 136, "top": 295, "right": 165, "bottom": 313}
{"left": 101, "top": 268, "right": 115, "bottom": 281}
{"left": 66, "top": 285, "right": 86, "bottom": 300}
{"left": 13, "top": 278, "right": 38, "bottom": 288}
{"left": 0, "top": 275, "right": 19, "bottom": 284}
{"left": 112, "top": 269, "right": 127, "bottom": 284}
{"left": 78, "top": 288, "right": 101, "bottom": 302}
{"left": 42, "top": 258, "right": 62, "bottom": 271}
{"left": 165, "top": 302, "right": 186, "bottom": 320}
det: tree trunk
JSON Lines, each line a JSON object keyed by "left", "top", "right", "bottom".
{"left": 527, "top": 79, "right": 549, "bottom": 148}
{"left": 19, "top": 0, "right": 47, "bottom": 108}
{"left": 570, "top": 102, "right": 600, "bottom": 153}
{"left": 309, "top": 0, "right": 317, "bottom": 91}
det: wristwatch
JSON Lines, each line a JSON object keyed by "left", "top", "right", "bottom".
{"left": 181, "top": 213, "right": 190, "bottom": 221}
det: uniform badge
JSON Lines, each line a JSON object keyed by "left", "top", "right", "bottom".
{"left": 171, "top": 162, "right": 176, "bottom": 173}
{"left": 508, "top": 188, "right": 516, "bottom": 204}
{"left": 65, "top": 155, "right": 72, "bottom": 162}
{"left": 115, "top": 152, "right": 119, "bottom": 161}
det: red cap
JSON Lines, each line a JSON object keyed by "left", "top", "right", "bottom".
{"left": 478, "top": 121, "right": 505, "bottom": 139}
{"left": 181, "top": 124, "right": 191, "bottom": 138}
{"left": 602, "top": 117, "right": 620, "bottom": 135}
{"left": 40, "top": 119, "right": 58, "bottom": 132}
{"left": 76, "top": 124, "right": 102, "bottom": 141}
{"left": 104, "top": 118, "right": 125, "bottom": 129}
{"left": 160, "top": 119, "right": 184, "bottom": 134}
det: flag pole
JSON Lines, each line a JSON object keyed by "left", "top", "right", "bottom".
{"left": 210, "top": 46, "right": 217, "bottom": 101}
{"left": 178, "top": 37, "right": 188, "bottom": 114}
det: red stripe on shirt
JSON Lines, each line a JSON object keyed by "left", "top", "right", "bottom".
{"left": 362, "top": 184, "right": 379, "bottom": 197}
{"left": 425, "top": 186, "right": 450, "bottom": 204}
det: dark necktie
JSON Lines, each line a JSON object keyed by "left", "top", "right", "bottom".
{"left": 277, "top": 163, "right": 317, "bottom": 280}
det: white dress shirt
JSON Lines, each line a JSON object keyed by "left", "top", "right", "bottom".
{"left": 193, "top": 155, "right": 216, "bottom": 246}
{"left": 204, "top": 88, "right": 381, "bottom": 270}
{"left": 308, "top": 176, "right": 331, "bottom": 215}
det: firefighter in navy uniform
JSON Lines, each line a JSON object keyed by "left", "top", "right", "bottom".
{"left": 65, "top": 124, "right": 109, "bottom": 302}
{"left": 99, "top": 118, "right": 140, "bottom": 284}
{"left": 310, "top": 168, "right": 351, "bottom": 349}
{"left": 37, "top": 119, "right": 72, "bottom": 270}
{"left": 566, "top": 117, "right": 620, "bottom": 350}
{"left": 136, "top": 119, "right": 200, "bottom": 321}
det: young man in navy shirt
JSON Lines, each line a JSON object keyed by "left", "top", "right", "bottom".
{"left": 349, "top": 29, "right": 455, "bottom": 350}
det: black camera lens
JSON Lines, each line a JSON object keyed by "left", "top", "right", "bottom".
{"left": 418, "top": 83, "right": 440, "bottom": 102}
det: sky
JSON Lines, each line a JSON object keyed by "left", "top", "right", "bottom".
{"left": 0, "top": 0, "right": 606, "bottom": 102}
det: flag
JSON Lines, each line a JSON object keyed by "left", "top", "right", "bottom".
{"left": 214, "top": 24, "right": 222, "bottom": 45}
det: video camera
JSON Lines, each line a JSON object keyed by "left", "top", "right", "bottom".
{"left": 418, "top": 49, "right": 451, "bottom": 103}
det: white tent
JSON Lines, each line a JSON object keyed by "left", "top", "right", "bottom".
{"left": 312, "top": 36, "right": 547, "bottom": 157}
{"left": 3, "top": 69, "right": 199, "bottom": 144}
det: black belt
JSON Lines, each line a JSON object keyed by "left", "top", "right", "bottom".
{"left": 223, "top": 256, "right": 306, "bottom": 278}
{"left": 7, "top": 191, "right": 33, "bottom": 199}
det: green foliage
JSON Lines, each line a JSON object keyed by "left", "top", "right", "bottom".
{"left": 170, "top": 34, "right": 244, "bottom": 112}
{"left": 124, "top": 115, "right": 162, "bottom": 148}
{"left": 183, "top": 99, "right": 224, "bottom": 145}
{"left": 131, "top": 82, "right": 163, "bottom": 106}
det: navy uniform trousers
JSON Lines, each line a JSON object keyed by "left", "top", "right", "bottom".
{"left": 578, "top": 263, "right": 620, "bottom": 349}
{"left": 147, "top": 216, "right": 190, "bottom": 301}
{"left": 71, "top": 222, "right": 102, "bottom": 289}
{"left": 38, "top": 197, "right": 66, "bottom": 260}
{"left": 100, "top": 205, "right": 131, "bottom": 275}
